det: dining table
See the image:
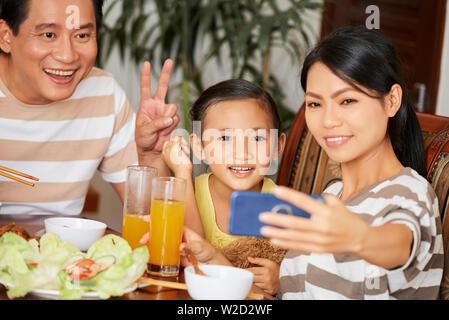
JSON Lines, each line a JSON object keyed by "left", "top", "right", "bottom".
{"left": 0, "top": 215, "right": 192, "bottom": 301}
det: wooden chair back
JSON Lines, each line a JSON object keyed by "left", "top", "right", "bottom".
{"left": 277, "top": 106, "right": 449, "bottom": 299}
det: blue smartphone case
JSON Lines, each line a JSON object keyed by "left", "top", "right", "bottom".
{"left": 228, "top": 191, "right": 324, "bottom": 237}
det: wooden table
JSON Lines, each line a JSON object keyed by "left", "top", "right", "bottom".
{"left": 0, "top": 215, "right": 192, "bottom": 300}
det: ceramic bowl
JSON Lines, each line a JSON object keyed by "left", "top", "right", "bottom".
{"left": 184, "top": 264, "right": 254, "bottom": 300}
{"left": 44, "top": 217, "right": 107, "bottom": 251}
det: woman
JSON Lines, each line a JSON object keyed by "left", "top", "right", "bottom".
{"left": 182, "top": 26, "right": 444, "bottom": 300}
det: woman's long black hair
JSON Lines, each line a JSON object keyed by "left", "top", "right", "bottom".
{"left": 300, "top": 26, "right": 426, "bottom": 177}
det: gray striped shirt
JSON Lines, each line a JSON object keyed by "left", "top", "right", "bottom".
{"left": 279, "top": 167, "right": 444, "bottom": 300}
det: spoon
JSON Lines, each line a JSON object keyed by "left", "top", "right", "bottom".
{"left": 184, "top": 248, "right": 206, "bottom": 276}
{"left": 137, "top": 277, "right": 264, "bottom": 300}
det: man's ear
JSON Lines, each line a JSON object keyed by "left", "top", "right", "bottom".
{"left": 190, "top": 133, "right": 204, "bottom": 161}
{"left": 385, "top": 84, "right": 403, "bottom": 118}
{"left": 0, "top": 20, "right": 13, "bottom": 54}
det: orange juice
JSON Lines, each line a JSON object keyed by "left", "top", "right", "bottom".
{"left": 148, "top": 199, "right": 185, "bottom": 268}
{"left": 122, "top": 213, "right": 150, "bottom": 250}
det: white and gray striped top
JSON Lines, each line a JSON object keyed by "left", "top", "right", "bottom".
{"left": 279, "top": 167, "right": 444, "bottom": 300}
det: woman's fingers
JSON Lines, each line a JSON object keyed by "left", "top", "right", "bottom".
{"left": 261, "top": 225, "right": 327, "bottom": 245}
{"left": 265, "top": 238, "right": 324, "bottom": 253}
{"left": 139, "top": 232, "right": 150, "bottom": 245}
{"left": 273, "top": 186, "right": 329, "bottom": 216}
{"left": 259, "top": 211, "right": 317, "bottom": 232}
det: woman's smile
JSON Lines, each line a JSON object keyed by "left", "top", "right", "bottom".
{"left": 324, "top": 135, "right": 353, "bottom": 148}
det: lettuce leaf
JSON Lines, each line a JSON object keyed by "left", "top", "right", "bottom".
{"left": 63, "top": 235, "right": 149, "bottom": 300}
{"left": 84, "top": 245, "right": 148, "bottom": 299}
{"left": 1, "top": 232, "right": 83, "bottom": 298}
{"left": 0, "top": 232, "right": 148, "bottom": 300}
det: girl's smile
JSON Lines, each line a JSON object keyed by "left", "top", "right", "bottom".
{"left": 228, "top": 165, "right": 256, "bottom": 178}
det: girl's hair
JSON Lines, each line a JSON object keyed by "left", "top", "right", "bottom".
{"left": 300, "top": 26, "right": 426, "bottom": 177}
{"left": 189, "top": 79, "right": 281, "bottom": 131}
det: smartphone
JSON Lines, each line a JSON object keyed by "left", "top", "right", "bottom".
{"left": 228, "top": 191, "right": 324, "bottom": 237}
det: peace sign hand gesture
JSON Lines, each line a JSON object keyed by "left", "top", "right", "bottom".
{"left": 135, "top": 59, "right": 180, "bottom": 171}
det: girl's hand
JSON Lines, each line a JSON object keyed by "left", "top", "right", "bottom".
{"left": 247, "top": 257, "right": 280, "bottom": 297}
{"left": 259, "top": 186, "right": 369, "bottom": 255}
{"left": 162, "top": 136, "right": 192, "bottom": 178}
{"left": 180, "top": 227, "right": 233, "bottom": 267}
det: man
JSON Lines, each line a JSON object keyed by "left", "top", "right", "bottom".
{"left": 0, "top": 0, "right": 179, "bottom": 215}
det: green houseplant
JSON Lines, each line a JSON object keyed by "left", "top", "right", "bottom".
{"left": 98, "top": 0, "right": 323, "bottom": 133}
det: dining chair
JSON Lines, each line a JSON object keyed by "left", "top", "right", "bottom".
{"left": 276, "top": 105, "right": 449, "bottom": 299}
{"left": 82, "top": 187, "right": 100, "bottom": 213}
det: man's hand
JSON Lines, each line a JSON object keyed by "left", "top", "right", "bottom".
{"left": 135, "top": 59, "right": 180, "bottom": 167}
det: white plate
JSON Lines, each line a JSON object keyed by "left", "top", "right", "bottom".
{"left": 28, "top": 282, "right": 138, "bottom": 300}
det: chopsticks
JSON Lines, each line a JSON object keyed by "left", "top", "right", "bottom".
{"left": 139, "top": 277, "right": 188, "bottom": 290}
{"left": 137, "top": 277, "right": 264, "bottom": 300}
{"left": 0, "top": 165, "right": 39, "bottom": 187}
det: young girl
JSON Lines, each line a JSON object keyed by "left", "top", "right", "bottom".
{"left": 162, "top": 79, "right": 287, "bottom": 297}
{"left": 182, "top": 26, "right": 444, "bottom": 300}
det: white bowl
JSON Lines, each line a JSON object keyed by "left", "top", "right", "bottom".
{"left": 44, "top": 217, "right": 107, "bottom": 251}
{"left": 184, "top": 265, "right": 254, "bottom": 300}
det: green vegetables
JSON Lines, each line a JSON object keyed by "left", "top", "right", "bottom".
{"left": 0, "top": 232, "right": 149, "bottom": 300}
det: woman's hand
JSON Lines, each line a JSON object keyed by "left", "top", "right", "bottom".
{"left": 162, "top": 136, "right": 192, "bottom": 178}
{"left": 247, "top": 257, "right": 280, "bottom": 297}
{"left": 139, "top": 215, "right": 150, "bottom": 245}
{"left": 259, "top": 186, "right": 369, "bottom": 255}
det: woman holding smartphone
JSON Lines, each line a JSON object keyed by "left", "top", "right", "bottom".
{"left": 182, "top": 26, "right": 444, "bottom": 300}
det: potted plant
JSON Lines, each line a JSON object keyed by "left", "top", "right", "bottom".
{"left": 98, "top": 0, "right": 323, "bottom": 133}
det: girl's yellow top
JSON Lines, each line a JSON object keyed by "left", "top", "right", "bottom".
{"left": 194, "top": 172, "right": 277, "bottom": 249}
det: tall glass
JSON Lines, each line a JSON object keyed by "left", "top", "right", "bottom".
{"left": 148, "top": 177, "right": 186, "bottom": 277}
{"left": 122, "top": 165, "right": 158, "bottom": 252}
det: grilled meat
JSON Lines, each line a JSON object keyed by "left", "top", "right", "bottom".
{"left": 0, "top": 222, "right": 40, "bottom": 241}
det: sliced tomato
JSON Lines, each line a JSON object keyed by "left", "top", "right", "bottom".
{"left": 25, "top": 260, "right": 38, "bottom": 268}
{"left": 64, "top": 258, "right": 110, "bottom": 281}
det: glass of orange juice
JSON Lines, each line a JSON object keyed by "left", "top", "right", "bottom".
{"left": 122, "top": 165, "right": 158, "bottom": 253}
{"left": 148, "top": 177, "right": 186, "bottom": 277}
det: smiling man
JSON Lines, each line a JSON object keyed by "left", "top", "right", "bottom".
{"left": 0, "top": 0, "right": 179, "bottom": 215}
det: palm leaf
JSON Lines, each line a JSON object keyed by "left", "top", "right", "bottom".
{"left": 100, "top": 0, "right": 324, "bottom": 132}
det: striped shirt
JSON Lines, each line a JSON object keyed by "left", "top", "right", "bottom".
{"left": 0, "top": 67, "right": 138, "bottom": 215}
{"left": 279, "top": 167, "right": 444, "bottom": 300}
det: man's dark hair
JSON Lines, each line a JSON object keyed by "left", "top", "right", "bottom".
{"left": 0, "top": 0, "right": 104, "bottom": 35}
